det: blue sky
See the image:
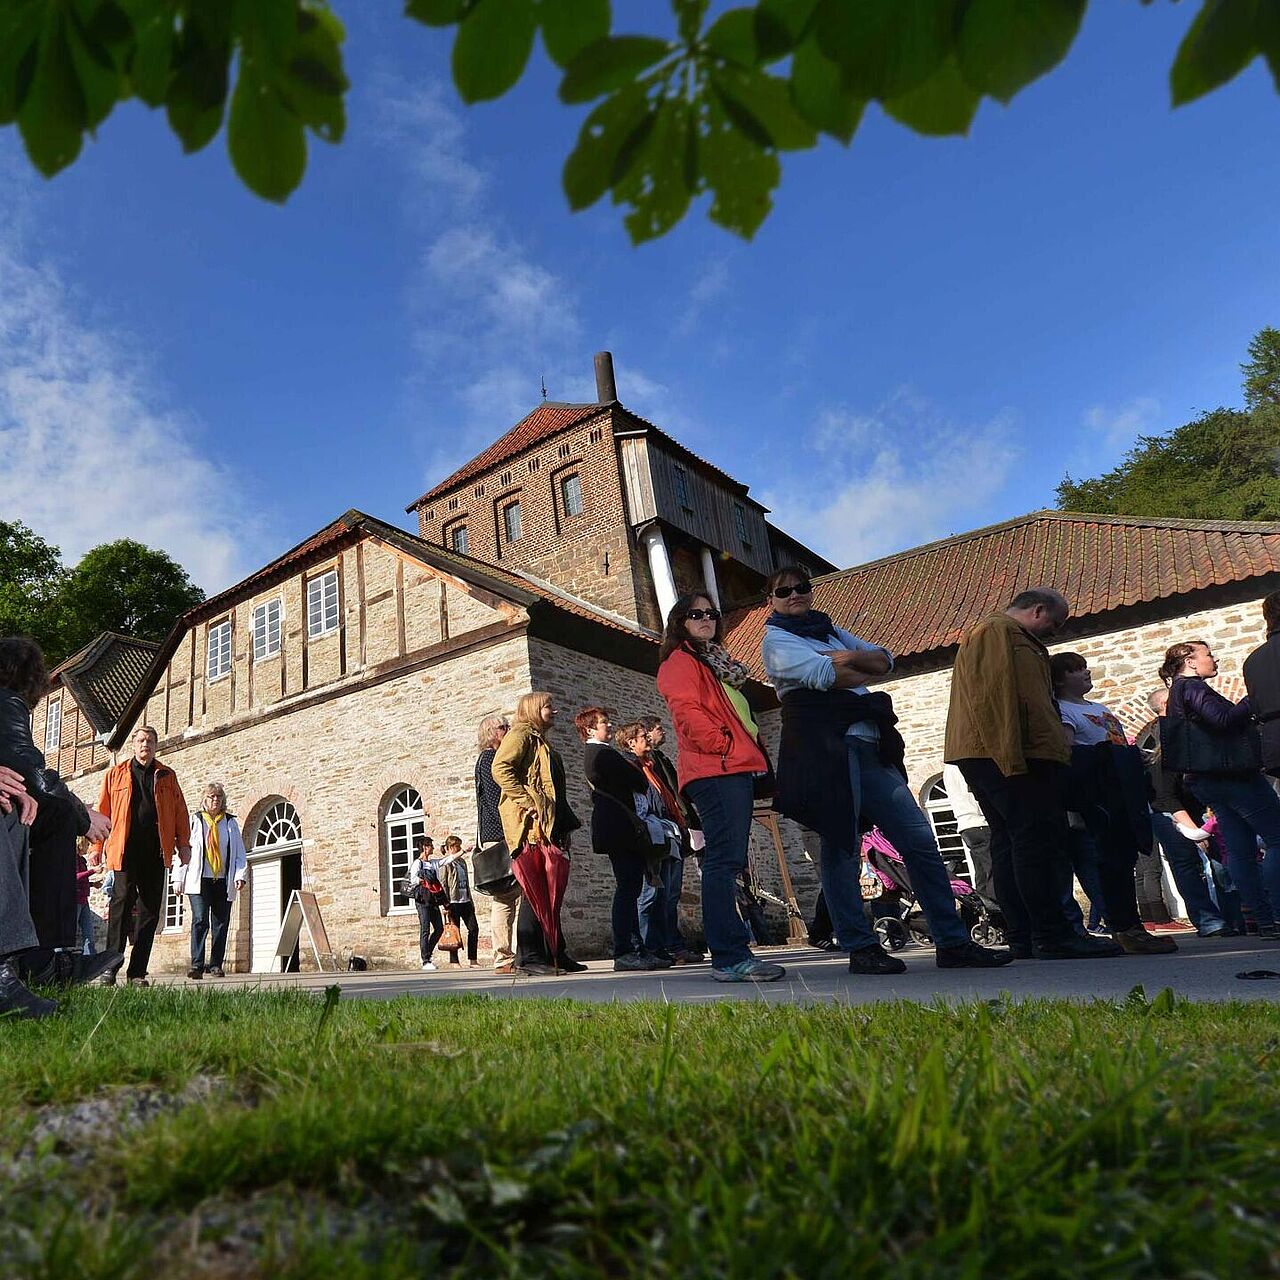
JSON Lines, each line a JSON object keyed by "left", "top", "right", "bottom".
{"left": 1, "top": 2, "right": 1278, "bottom": 592}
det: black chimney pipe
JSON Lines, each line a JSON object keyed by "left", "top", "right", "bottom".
{"left": 594, "top": 351, "right": 618, "bottom": 403}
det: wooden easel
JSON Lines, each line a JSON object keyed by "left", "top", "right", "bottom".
{"left": 273, "top": 890, "right": 337, "bottom": 973}
{"left": 751, "top": 806, "right": 810, "bottom": 944}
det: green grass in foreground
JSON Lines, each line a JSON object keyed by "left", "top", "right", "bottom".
{"left": 0, "top": 987, "right": 1278, "bottom": 1278}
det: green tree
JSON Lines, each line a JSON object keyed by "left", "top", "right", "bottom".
{"left": 0, "top": 520, "right": 67, "bottom": 657}
{"left": 55, "top": 540, "right": 205, "bottom": 658}
{"left": 1242, "top": 325, "right": 1280, "bottom": 410}
{"left": 2, "top": 0, "right": 1279, "bottom": 242}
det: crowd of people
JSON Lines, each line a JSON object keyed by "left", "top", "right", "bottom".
{"left": 3, "top": 571, "right": 1280, "bottom": 1015}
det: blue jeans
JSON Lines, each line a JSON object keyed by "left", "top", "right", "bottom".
{"left": 188, "top": 876, "right": 232, "bottom": 970}
{"left": 77, "top": 902, "right": 98, "bottom": 956}
{"left": 1064, "top": 825, "right": 1106, "bottom": 932}
{"left": 1149, "top": 810, "right": 1225, "bottom": 930}
{"left": 684, "top": 774, "right": 756, "bottom": 969}
{"left": 637, "top": 856, "right": 685, "bottom": 953}
{"left": 1188, "top": 773, "right": 1280, "bottom": 928}
{"left": 821, "top": 741, "right": 969, "bottom": 951}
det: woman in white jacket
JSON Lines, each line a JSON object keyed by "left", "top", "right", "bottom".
{"left": 177, "top": 782, "right": 247, "bottom": 978}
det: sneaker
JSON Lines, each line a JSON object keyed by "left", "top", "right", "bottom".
{"left": 1113, "top": 925, "right": 1178, "bottom": 955}
{"left": 809, "top": 937, "right": 838, "bottom": 951}
{"left": 1033, "top": 935, "right": 1123, "bottom": 960}
{"left": 187, "top": 967, "right": 204, "bottom": 980}
{"left": 847, "top": 944, "right": 907, "bottom": 975}
{"left": 207, "top": 966, "right": 226, "bottom": 977}
{"left": 936, "top": 941, "right": 1015, "bottom": 969}
{"left": 420, "top": 961, "right": 436, "bottom": 971}
{"left": 128, "top": 976, "right": 150, "bottom": 988}
{"left": 712, "top": 958, "right": 786, "bottom": 983}
{"left": 613, "top": 952, "right": 653, "bottom": 972}
{"left": 642, "top": 950, "right": 673, "bottom": 969}
{"left": 0, "top": 959, "right": 58, "bottom": 1020}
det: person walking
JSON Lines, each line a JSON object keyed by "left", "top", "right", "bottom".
{"left": 944, "top": 588, "right": 1121, "bottom": 960}
{"left": 762, "top": 565, "right": 1010, "bottom": 974}
{"left": 177, "top": 783, "right": 247, "bottom": 978}
{"left": 1160, "top": 639, "right": 1280, "bottom": 937}
{"left": 97, "top": 726, "right": 191, "bottom": 986}
{"left": 474, "top": 713, "right": 522, "bottom": 975}
{"left": 440, "top": 835, "right": 480, "bottom": 967}
{"left": 656, "top": 592, "right": 785, "bottom": 984}
{"left": 409, "top": 834, "right": 447, "bottom": 970}
{"left": 491, "top": 692, "right": 584, "bottom": 976}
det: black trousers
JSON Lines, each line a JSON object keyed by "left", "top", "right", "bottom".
{"left": 106, "top": 851, "right": 166, "bottom": 978}
{"left": 28, "top": 801, "right": 79, "bottom": 951}
{"left": 447, "top": 901, "right": 480, "bottom": 963}
{"left": 515, "top": 895, "right": 570, "bottom": 968}
{"left": 416, "top": 899, "right": 444, "bottom": 963}
{"left": 606, "top": 848, "right": 646, "bottom": 957}
{"left": 956, "top": 758, "right": 1076, "bottom": 949}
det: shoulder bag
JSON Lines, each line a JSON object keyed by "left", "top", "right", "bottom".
{"left": 1159, "top": 713, "right": 1261, "bottom": 775}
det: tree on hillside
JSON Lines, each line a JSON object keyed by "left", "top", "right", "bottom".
{"left": 1057, "top": 327, "right": 1280, "bottom": 521}
{"left": 55, "top": 541, "right": 205, "bottom": 659}
{"left": 0, "top": 521, "right": 66, "bottom": 657}
{"left": 1, "top": 0, "right": 1279, "bottom": 241}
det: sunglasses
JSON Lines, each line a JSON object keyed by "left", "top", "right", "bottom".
{"left": 772, "top": 581, "right": 813, "bottom": 599}
{"left": 685, "top": 608, "right": 721, "bottom": 621}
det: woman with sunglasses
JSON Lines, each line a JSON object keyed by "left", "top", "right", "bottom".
{"left": 761, "top": 566, "right": 1012, "bottom": 974}
{"left": 656, "top": 593, "right": 785, "bottom": 983}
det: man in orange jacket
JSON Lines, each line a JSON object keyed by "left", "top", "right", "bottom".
{"left": 95, "top": 726, "right": 191, "bottom": 986}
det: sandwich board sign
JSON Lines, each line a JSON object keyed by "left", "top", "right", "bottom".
{"left": 273, "top": 890, "right": 336, "bottom": 972}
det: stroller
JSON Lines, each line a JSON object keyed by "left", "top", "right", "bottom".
{"left": 860, "top": 827, "right": 1007, "bottom": 950}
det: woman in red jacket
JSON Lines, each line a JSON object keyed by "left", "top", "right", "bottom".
{"left": 656, "top": 593, "right": 785, "bottom": 983}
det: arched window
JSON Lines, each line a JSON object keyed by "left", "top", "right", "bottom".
{"left": 920, "top": 775, "right": 971, "bottom": 885}
{"left": 254, "top": 800, "right": 302, "bottom": 849}
{"left": 384, "top": 786, "right": 425, "bottom": 913}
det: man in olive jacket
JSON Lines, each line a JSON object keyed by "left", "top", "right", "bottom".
{"left": 945, "top": 588, "right": 1120, "bottom": 960}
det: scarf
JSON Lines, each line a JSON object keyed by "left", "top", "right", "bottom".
{"left": 202, "top": 811, "right": 222, "bottom": 877}
{"left": 764, "top": 608, "right": 839, "bottom": 642}
{"left": 693, "top": 641, "right": 752, "bottom": 689}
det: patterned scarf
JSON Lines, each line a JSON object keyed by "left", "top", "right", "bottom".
{"left": 202, "top": 812, "right": 222, "bottom": 877}
{"left": 692, "top": 641, "right": 752, "bottom": 689}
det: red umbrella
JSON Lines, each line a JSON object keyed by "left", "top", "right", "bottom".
{"left": 511, "top": 840, "right": 571, "bottom": 960}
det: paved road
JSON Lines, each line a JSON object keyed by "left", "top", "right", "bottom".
{"left": 156, "top": 933, "right": 1280, "bottom": 1006}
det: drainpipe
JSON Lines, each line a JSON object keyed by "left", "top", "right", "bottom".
{"left": 640, "top": 526, "right": 677, "bottom": 623}
{"left": 699, "top": 545, "right": 720, "bottom": 610}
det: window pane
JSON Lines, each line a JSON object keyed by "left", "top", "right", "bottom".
{"left": 207, "top": 620, "right": 231, "bottom": 679}
{"left": 561, "top": 473, "right": 584, "bottom": 517}
{"left": 450, "top": 525, "right": 469, "bottom": 554}
{"left": 253, "top": 599, "right": 282, "bottom": 659}
{"left": 307, "top": 571, "right": 338, "bottom": 638}
{"left": 504, "top": 502, "right": 522, "bottom": 542}
{"left": 674, "top": 466, "right": 689, "bottom": 509}
{"left": 45, "top": 701, "right": 61, "bottom": 752}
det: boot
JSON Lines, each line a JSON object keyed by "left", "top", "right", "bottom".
{"left": 1114, "top": 925, "right": 1178, "bottom": 955}
{"left": 0, "top": 958, "right": 59, "bottom": 1020}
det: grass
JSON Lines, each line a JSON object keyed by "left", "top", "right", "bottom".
{"left": 0, "top": 985, "right": 1278, "bottom": 1278}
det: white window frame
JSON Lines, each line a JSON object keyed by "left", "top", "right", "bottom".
{"left": 449, "top": 523, "right": 469, "bottom": 555}
{"left": 306, "top": 570, "right": 339, "bottom": 639}
{"left": 921, "top": 777, "right": 971, "bottom": 885}
{"left": 385, "top": 787, "right": 425, "bottom": 914}
{"left": 207, "top": 619, "right": 232, "bottom": 681}
{"left": 163, "top": 878, "right": 185, "bottom": 931}
{"left": 252, "top": 597, "right": 283, "bottom": 660}
{"left": 561, "top": 472, "right": 584, "bottom": 518}
{"left": 44, "top": 698, "right": 61, "bottom": 753}
{"left": 503, "top": 500, "right": 523, "bottom": 543}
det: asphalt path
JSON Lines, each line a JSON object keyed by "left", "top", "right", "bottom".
{"left": 154, "top": 933, "right": 1280, "bottom": 1006}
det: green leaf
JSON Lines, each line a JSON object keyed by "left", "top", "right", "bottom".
{"left": 18, "top": 10, "right": 85, "bottom": 176}
{"left": 559, "top": 34, "right": 671, "bottom": 103}
{"left": 705, "top": 8, "right": 758, "bottom": 66}
{"left": 699, "top": 98, "right": 780, "bottom": 239}
{"left": 452, "top": 0, "right": 535, "bottom": 103}
{"left": 956, "top": 0, "right": 1086, "bottom": 104}
{"left": 612, "top": 97, "right": 693, "bottom": 243}
{"left": 165, "top": 20, "right": 229, "bottom": 153}
{"left": 404, "top": 0, "right": 465, "bottom": 24}
{"left": 127, "top": 8, "right": 176, "bottom": 106}
{"left": 712, "top": 65, "right": 816, "bottom": 149}
{"left": 280, "top": 8, "right": 348, "bottom": 142}
{"left": 815, "top": 0, "right": 954, "bottom": 100}
{"left": 66, "top": 10, "right": 122, "bottom": 131}
{"left": 539, "top": 0, "right": 610, "bottom": 69}
{"left": 0, "top": 1, "right": 44, "bottom": 125}
{"left": 754, "top": 0, "right": 820, "bottom": 60}
{"left": 1260, "top": 0, "right": 1280, "bottom": 87}
{"left": 674, "top": 0, "right": 708, "bottom": 44}
{"left": 883, "top": 54, "right": 979, "bottom": 135}
{"left": 562, "top": 82, "right": 653, "bottom": 208}
{"left": 1170, "top": 0, "right": 1260, "bottom": 106}
{"left": 227, "top": 60, "right": 305, "bottom": 201}
{"left": 789, "top": 32, "right": 863, "bottom": 142}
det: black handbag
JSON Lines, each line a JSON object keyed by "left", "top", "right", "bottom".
{"left": 471, "top": 839, "right": 517, "bottom": 895}
{"left": 1159, "top": 713, "right": 1261, "bottom": 775}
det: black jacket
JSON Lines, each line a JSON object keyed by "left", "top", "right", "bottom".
{"left": 1066, "top": 740, "right": 1153, "bottom": 857}
{"left": 774, "top": 688, "right": 907, "bottom": 844}
{"left": 584, "top": 741, "right": 648, "bottom": 856}
{"left": 1243, "top": 634, "right": 1280, "bottom": 775}
{"left": 0, "top": 687, "right": 90, "bottom": 834}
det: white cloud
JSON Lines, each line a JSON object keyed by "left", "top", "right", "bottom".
{"left": 761, "top": 391, "right": 1021, "bottom": 568}
{"left": 1083, "top": 395, "right": 1161, "bottom": 450}
{"left": 0, "top": 223, "right": 265, "bottom": 593}
{"left": 677, "top": 255, "right": 731, "bottom": 336}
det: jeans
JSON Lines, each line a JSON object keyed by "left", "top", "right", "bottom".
{"left": 637, "top": 856, "right": 685, "bottom": 953}
{"left": 684, "top": 773, "right": 756, "bottom": 969}
{"left": 78, "top": 903, "right": 98, "bottom": 956}
{"left": 821, "top": 741, "right": 969, "bottom": 951}
{"left": 607, "top": 848, "right": 646, "bottom": 956}
{"left": 1065, "top": 825, "right": 1106, "bottom": 931}
{"left": 0, "top": 810, "right": 37, "bottom": 960}
{"left": 956, "top": 758, "right": 1077, "bottom": 950}
{"left": 416, "top": 899, "right": 444, "bottom": 962}
{"left": 1188, "top": 773, "right": 1280, "bottom": 927}
{"left": 1149, "top": 811, "right": 1225, "bottom": 930}
{"left": 188, "top": 877, "right": 231, "bottom": 970}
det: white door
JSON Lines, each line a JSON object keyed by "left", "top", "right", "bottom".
{"left": 250, "top": 856, "right": 283, "bottom": 973}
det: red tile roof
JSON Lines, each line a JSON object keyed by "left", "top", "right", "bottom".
{"left": 723, "top": 510, "right": 1280, "bottom": 676}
